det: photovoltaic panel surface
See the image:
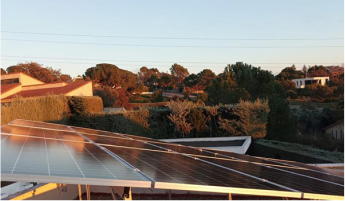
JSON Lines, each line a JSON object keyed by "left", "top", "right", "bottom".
{"left": 3, "top": 119, "right": 344, "bottom": 200}
{"left": 1, "top": 125, "right": 151, "bottom": 188}
{"left": 71, "top": 129, "right": 344, "bottom": 196}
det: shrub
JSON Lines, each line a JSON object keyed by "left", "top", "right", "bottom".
{"left": 123, "top": 107, "right": 150, "bottom": 129}
{"left": 286, "top": 90, "right": 297, "bottom": 99}
{"left": 93, "top": 86, "right": 129, "bottom": 108}
{"left": 93, "top": 86, "right": 118, "bottom": 107}
{"left": 189, "top": 108, "right": 208, "bottom": 136}
{"left": 152, "top": 89, "right": 164, "bottom": 102}
{"left": 167, "top": 100, "right": 194, "bottom": 137}
{"left": 67, "top": 112, "right": 150, "bottom": 137}
{"left": 68, "top": 96, "right": 103, "bottom": 114}
{"left": 196, "top": 92, "right": 208, "bottom": 103}
{"left": 219, "top": 99, "right": 270, "bottom": 139}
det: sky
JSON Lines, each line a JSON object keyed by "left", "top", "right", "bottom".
{"left": 1, "top": 0, "right": 344, "bottom": 77}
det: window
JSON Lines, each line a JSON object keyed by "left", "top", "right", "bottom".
{"left": 300, "top": 81, "right": 302, "bottom": 86}
{"left": 336, "top": 130, "right": 338, "bottom": 139}
{"left": 1, "top": 78, "right": 19, "bottom": 85}
{"left": 332, "top": 130, "right": 334, "bottom": 139}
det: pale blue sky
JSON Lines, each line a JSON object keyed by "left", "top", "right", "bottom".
{"left": 1, "top": 0, "right": 344, "bottom": 77}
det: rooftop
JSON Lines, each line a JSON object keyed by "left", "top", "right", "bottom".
{"left": 2, "top": 81, "right": 91, "bottom": 101}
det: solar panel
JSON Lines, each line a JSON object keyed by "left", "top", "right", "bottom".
{"left": 1, "top": 126, "right": 151, "bottom": 188}
{"left": 67, "top": 130, "right": 344, "bottom": 196}
{"left": 3, "top": 119, "right": 344, "bottom": 200}
{"left": 121, "top": 131, "right": 345, "bottom": 178}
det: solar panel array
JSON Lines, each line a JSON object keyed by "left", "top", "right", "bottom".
{"left": 1, "top": 119, "right": 344, "bottom": 200}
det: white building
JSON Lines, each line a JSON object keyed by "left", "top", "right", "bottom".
{"left": 292, "top": 77, "right": 329, "bottom": 89}
{"left": 324, "top": 120, "right": 344, "bottom": 140}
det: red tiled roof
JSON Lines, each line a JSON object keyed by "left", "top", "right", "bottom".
{"left": 326, "top": 66, "right": 344, "bottom": 73}
{"left": 22, "top": 81, "right": 67, "bottom": 88}
{"left": 323, "top": 120, "right": 344, "bottom": 130}
{"left": 1, "top": 83, "right": 21, "bottom": 94}
{"left": 3, "top": 81, "right": 91, "bottom": 100}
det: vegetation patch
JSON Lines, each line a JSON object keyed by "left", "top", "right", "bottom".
{"left": 255, "top": 139, "right": 344, "bottom": 163}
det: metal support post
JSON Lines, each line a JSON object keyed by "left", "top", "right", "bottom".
{"left": 78, "top": 184, "right": 82, "bottom": 200}
{"left": 109, "top": 187, "right": 116, "bottom": 200}
{"left": 86, "top": 185, "right": 91, "bottom": 200}
{"left": 111, "top": 186, "right": 132, "bottom": 200}
{"left": 228, "top": 193, "right": 232, "bottom": 200}
{"left": 168, "top": 190, "right": 172, "bottom": 200}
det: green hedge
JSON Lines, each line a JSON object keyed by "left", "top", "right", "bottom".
{"left": 68, "top": 96, "right": 103, "bottom": 114}
{"left": 1, "top": 95, "right": 103, "bottom": 125}
{"left": 1, "top": 95, "right": 69, "bottom": 125}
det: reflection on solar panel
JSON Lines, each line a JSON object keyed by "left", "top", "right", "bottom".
{"left": 2, "top": 119, "right": 344, "bottom": 200}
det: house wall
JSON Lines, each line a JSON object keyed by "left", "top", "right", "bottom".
{"left": 1, "top": 85, "right": 22, "bottom": 99}
{"left": 325, "top": 125, "right": 344, "bottom": 140}
{"left": 19, "top": 74, "right": 45, "bottom": 86}
{"left": 292, "top": 77, "right": 329, "bottom": 89}
{"left": 66, "top": 82, "right": 93, "bottom": 96}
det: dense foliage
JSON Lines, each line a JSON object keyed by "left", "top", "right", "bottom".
{"left": 85, "top": 63, "right": 137, "bottom": 90}
{"left": 6, "top": 62, "right": 71, "bottom": 83}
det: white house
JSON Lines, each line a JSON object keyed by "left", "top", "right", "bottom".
{"left": 292, "top": 77, "right": 329, "bottom": 89}
{"left": 324, "top": 120, "right": 344, "bottom": 140}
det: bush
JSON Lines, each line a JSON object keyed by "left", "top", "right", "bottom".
{"left": 286, "top": 90, "right": 297, "bottom": 99}
{"left": 219, "top": 99, "right": 270, "bottom": 139}
{"left": 189, "top": 108, "right": 208, "bottom": 136}
{"left": 1, "top": 95, "right": 69, "bottom": 125}
{"left": 66, "top": 111, "right": 152, "bottom": 138}
{"left": 68, "top": 96, "right": 103, "bottom": 114}
{"left": 152, "top": 89, "right": 164, "bottom": 102}
{"left": 94, "top": 86, "right": 129, "bottom": 108}
{"left": 123, "top": 107, "right": 150, "bottom": 129}
{"left": 196, "top": 92, "right": 208, "bottom": 103}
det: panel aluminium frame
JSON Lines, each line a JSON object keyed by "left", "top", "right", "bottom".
{"left": 3, "top": 122, "right": 301, "bottom": 199}
{"left": 6, "top": 120, "right": 345, "bottom": 200}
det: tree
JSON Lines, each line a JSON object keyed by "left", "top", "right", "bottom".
{"left": 46, "top": 67, "right": 62, "bottom": 82}
{"left": 1, "top": 68, "right": 6, "bottom": 75}
{"left": 85, "top": 63, "right": 137, "bottom": 91}
{"left": 276, "top": 65, "right": 304, "bottom": 80}
{"left": 308, "top": 65, "right": 328, "bottom": 77}
{"left": 147, "top": 74, "right": 159, "bottom": 87}
{"left": 7, "top": 62, "right": 57, "bottom": 83}
{"left": 276, "top": 79, "right": 296, "bottom": 91}
{"left": 302, "top": 65, "right": 308, "bottom": 76}
{"left": 6, "top": 62, "right": 71, "bottom": 83}
{"left": 170, "top": 63, "right": 189, "bottom": 86}
{"left": 158, "top": 75, "right": 172, "bottom": 90}
{"left": 60, "top": 74, "right": 72, "bottom": 82}
{"left": 197, "top": 69, "right": 216, "bottom": 89}
{"left": 266, "top": 94, "right": 297, "bottom": 141}
{"left": 183, "top": 74, "right": 200, "bottom": 88}
{"left": 138, "top": 67, "right": 160, "bottom": 86}
{"left": 206, "top": 62, "right": 275, "bottom": 104}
